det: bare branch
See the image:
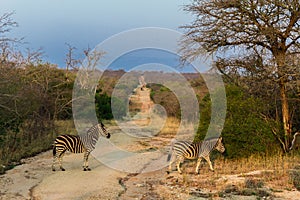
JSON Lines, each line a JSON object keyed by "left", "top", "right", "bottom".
{"left": 289, "top": 132, "right": 300, "bottom": 150}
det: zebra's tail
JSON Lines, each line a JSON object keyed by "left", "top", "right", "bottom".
{"left": 167, "top": 139, "right": 176, "bottom": 161}
{"left": 52, "top": 144, "right": 56, "bottom": 156}
{"left": 167, "top": 153, "right": 171, "bottom": 161}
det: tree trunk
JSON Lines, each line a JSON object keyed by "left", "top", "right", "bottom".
{"left": 279, "top": 79, "right": 291, "bottom": 149}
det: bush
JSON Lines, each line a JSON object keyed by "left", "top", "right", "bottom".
{"left": 196, "top": 85, "right": 281, "bottom": 159}
{"left": 148, "top": 83, "right": 180, "bottom": 118}
{"left": 95, "top": 93, "right": 113, "bottom": 120}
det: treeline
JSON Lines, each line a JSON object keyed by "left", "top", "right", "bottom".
{"left": 0, "top": 64, "right": 70, "bottom": 172}
{"left": 149, "top": 75, "right": 300, "bottom": 158}
{"left": 0, "top": 63, "right": 121, "bottom": 173}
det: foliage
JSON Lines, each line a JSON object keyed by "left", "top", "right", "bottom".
{"left": 148, "top": 83, "right": 180, "bottom": 118}
{"left": 111, "top": 96, "right": 127, "bottom": 119}
{"left": 196, "top": 85, "right": 281, "bottom": 158}
{"left": 0, "top": 63, "right": 76, "bottom": 173}
{"left": 95, "top": 92, "right": 113, "bottom": 120}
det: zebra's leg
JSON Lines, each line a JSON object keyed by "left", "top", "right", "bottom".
{"left": 203, "top": 155, "right": 214, "bottom": 171}
{"left": 83, "top": 151, "right": 91, "bottom": 171}
{"left": 52, "top": 146, "right": 57, "bottom": 171}
{"left": 195, "top": 157, "right": 203, "bottom": 174}
{"left": 58, "top": 150, "right": 66, "bottom": 171}
{"left": 168, "top": 160, "right": 173, "bottom": 173}
{"left": 167, "top": 155, "right": 176, "bottom": 174}
{"left": 52, "top": 156, "right": 58, "bottom": 171}
{"left": 176, "top": 156, "right": 184, "bottom": 174}
{"left": 52, "top": 156, "right": 56, "bottom": 171}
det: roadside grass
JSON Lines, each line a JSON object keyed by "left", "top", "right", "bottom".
{"left": 166, "top": 152, "right": 300, "bottom": 198}
{"left": 0, "top": 120, "right": 76, "bottom": 174}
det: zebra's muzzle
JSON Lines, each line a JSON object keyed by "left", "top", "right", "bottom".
{"left": 106, "top": 133, "right": 111, "bottom": 139}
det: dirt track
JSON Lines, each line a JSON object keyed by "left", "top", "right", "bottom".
{"left": 0, "top": 150, "right": 127, "bottom": 200}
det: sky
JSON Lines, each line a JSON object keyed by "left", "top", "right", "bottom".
{"left": 0, "top": 0, "right": 196, "bottom": 71}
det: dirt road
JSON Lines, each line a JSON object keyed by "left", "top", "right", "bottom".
{"left": 0, "top": 150, "right": 127, "bottom": 200}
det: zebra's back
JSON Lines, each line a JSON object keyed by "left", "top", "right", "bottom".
{"left": 173, "top": 141, "right": 201, "bottom": 159}
{"left": 168, "top": 137, "right": 225, "bottom": 174}
{"left": 54, "top": 135, "right": 85, "bottom": 153}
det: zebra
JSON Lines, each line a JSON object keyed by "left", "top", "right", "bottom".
{"left": 167, "top": 137, "right": 225, "bottom": 174}
{"left": 52, "top": 122, "right": 111, "bottom": 171}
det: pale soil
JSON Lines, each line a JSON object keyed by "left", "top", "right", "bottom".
{"left": 1, "top": 141, "right": 299, "bottom": 200}
{"left": 1, "top": 86, "right": 299, "bottom": 200}
{"left": 0, "top": 151, "right": 126, "bottom": 200}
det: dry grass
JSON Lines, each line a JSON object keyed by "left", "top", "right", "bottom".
{"left": 156, "top": 118, "right": 300, "bottom": 197}
{"left": 169, "top": 152, "right": 300, "bottom": 193}
{"left": 158, "top": 117, "right": 180, "bottom": 136}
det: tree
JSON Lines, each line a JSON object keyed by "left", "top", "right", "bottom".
{"left": 180, "top": 0, "right": 300, "bottom": 151}
{"left": 0, "top": 12, "right": 18, "bottom": 44}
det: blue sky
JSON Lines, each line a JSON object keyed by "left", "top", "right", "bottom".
{"left": 0, "top": 0, "right": 194, "bottom": 69}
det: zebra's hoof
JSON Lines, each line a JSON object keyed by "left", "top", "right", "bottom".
{"left": 166, "top": 171, "right": 170, "bottom": 174}
{"left": 52, "top": 169, "right": 55, "bottom": 171}
{"left": 61, "top": 168, "right": 65, "bottom": 171}
{"left": 83, "top": 168, "right": 91, "bottom": 171}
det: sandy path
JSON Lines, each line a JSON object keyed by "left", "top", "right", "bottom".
{"left": 0, "top": 149, "right": 128, "bottom": 200}
{"left": 32, "top": 154, "right": 127, "bottom": 200}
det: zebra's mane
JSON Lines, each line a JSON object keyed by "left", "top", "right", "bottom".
{"left": 204, "top": 137, "right": 220, "bottom": 141}
{"left": 193, "top": 137, "right": 220, "bottom": 144}
{"left": 201, "top": 137, "right": 222, "bottom": 150}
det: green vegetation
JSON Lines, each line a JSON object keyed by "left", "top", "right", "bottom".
{"left": 148, "top": 75, "right": 299, "bottom": 159}
{"left": 148, "top": 83, "right": 180, "bottom": 118}
{"left": 95, "top": 92, "right": 113, "bottom": 120}
{"left": 196, "top": 85, "right": 281, "bottom": 158}
{"left": 0, "top": 64, "right": 74, "bottom": 174}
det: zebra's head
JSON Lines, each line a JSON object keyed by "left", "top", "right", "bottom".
{"left": 215, "top": 137, "right": 225, "bottom": 153}
{"left": 98, "top": 122, "right": 111, "bottom": 139}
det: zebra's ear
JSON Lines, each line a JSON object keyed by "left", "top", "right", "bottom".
{"left": 219, "top": 137, "right": 223, "bottom": 142}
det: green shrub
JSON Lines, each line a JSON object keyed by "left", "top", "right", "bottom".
{"left": 95, "top": 93, "right": 113, "bottom": 120}
{"left": 196, "top": 85, "right": 281, "bottom": 158}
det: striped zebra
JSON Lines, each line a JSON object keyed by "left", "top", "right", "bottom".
{"left": 52, "top": 122, "right": 111, "bottom": 171}
{"left": 167, "top": 137, "right": 225, "bottom": 174}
